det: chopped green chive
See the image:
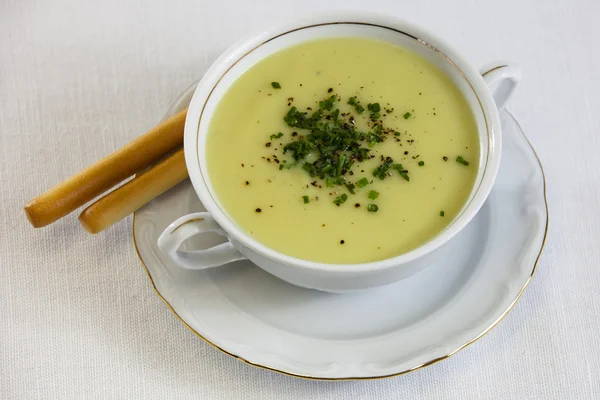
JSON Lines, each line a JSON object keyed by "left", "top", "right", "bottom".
{"left": 356, "top": 177, "right": 369, "bottom": 188}
{"left": 392, "top": 164, "right": 410, "bottom": 181}
{"left": 279, "top": 160, "right": 293, "bottom": 170}
{"left": 271, "top": 82, "right": 281, "bottom": 89}
{"left": 337, "top": 154, "right": 347, "bottom": 177}
{"left": 368, "top": 103, "right": 381, "bottom": 112}
{"left": 333, "top": 193, "right": 348, "bottom": 206}
{"left": 368, "top": 190, "right": 379, "bottom": 200}
{"left": 326, "top": 177, "right": 334, "bottom": 188}
{"left": 373, "top": 158, "right": 394, "bottom": 180}
{"left": 367, "top": 204, "right": 379, "bottom": 212}
{"left": 303, "top": 195, "right": 309, "bottom": 204}
{"left": 440, "top": 210, "right": 445, "bottom": 217}
{"left": 403, "top": 112, "right": 412, "bottom": 119}
{"left": 270, "top": 132, "right": 284, "bottom": 140}
{"left": 348, "top": 97, "right": 365, "bottom": 114}
{"left": 345, "top": 183, "right": 356, "bottom": 194}
{"left": 319, "top": 95, "right": 336, "bottom": 111}
{"left": 367, "top": 103, "right": 381, "bottom": 120}
{"left": 456, "top": 155, "right": 470, "bottom": 166}
{"left": 418, "top": 161, "right": 425, "bottom": 166}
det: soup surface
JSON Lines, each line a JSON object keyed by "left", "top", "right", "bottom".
{"left": 206, "top": 38, "right": 479, "bottom": 264}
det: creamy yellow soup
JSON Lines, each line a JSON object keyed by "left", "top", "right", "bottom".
{"left": 206, "top": 38, "right": 479, "bottom": 264}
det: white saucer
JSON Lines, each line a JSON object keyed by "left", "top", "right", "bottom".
{"left": 133, "top": 82, "right": 548, "bottom": 380}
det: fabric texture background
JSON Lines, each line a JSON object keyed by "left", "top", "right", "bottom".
{"left": 1, "top": 0, "right": 599, "bottom": 398}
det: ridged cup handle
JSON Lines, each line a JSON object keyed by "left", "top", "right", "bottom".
{"left": 157, "top": 212, "right": 245, "bottom": 269}
{"left": 480, "top": 63, "right": 521, "bottom": 110}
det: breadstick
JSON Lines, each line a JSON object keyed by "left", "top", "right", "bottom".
{"left": 79, "top": 149, "right": 188, "bottom": 234}
{"left": 24, "top": 109, "right": 187, "bottom": 228}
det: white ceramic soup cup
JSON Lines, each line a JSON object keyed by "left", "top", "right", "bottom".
{"left": 157, "top": 12, "right": 520, "bottom": 292}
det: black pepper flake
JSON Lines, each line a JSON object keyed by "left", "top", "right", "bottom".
{"left": 245, "top": 181, "right": 249, "bottom": 185}
{"left": 404, "top": 151, "right": 409, "bottom": 155}
{"left": 355, "top": 203, "right": 360, "bottom": 208}
{"left": 241, "top": 163, "right": 245, "bottom": 167}
{"left": 328, "top": 88, "right": 333, "bottom": 93}
{"left": 340, "top": 240, "right": 345, "bottom": 244}
{"left": 265, "top": 142, "right": 271, "bottom": 147}
{"left": 443, "top": 156, "right": 448, "bottom": 161}
{"left": 255, "top": 208, "right": 262, "bottom": 213}
{"left": 292, "top": 132, "right": 298, "bottom": 137}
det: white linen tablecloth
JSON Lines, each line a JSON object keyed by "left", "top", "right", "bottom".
{"left": 2, "top": 0, "right": 599, "bottom": 398}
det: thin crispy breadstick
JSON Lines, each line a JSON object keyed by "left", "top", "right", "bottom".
{"left": 78, "top": 149, "right": 188, "bottom": 234}
{"left": 24, "top": 109, "right": 187, "bottom": 227}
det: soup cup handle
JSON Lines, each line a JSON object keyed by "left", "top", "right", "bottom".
{"left": 157, "top": 212, "right": 246, "bottom": 270}
{"left": 480, "top": 63, "right": 521, "bottom": 110}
